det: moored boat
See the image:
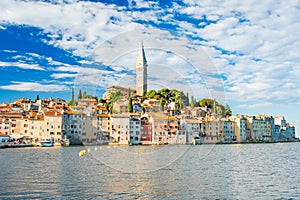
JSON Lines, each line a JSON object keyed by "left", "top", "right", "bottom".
{"left": 191, "top": 137, "right": 203, "bottom": 145}
{"left": 40, "top": 138, "right": 54, "bottom": 147}
{"left": 61, "top": 138, "right": 70, "bottom": 146}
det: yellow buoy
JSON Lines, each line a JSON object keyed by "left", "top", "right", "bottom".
{"left": 79, "top": 149, "right": 87, "bottom": 156}
{"left": 87, "top": 148, "right": 90, "bottom": 153}
{"left": 95, "top": 147, "right": 98, "bottom": 151}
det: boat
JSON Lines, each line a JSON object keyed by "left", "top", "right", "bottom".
{"left": 61, "top": 138, "right": 70, "bottom": 147}
{"left": 191, "top": 137, "right": 203, "bottom": 145}
{"left": 40, "top": 138, "right": 54, "bottom": 147}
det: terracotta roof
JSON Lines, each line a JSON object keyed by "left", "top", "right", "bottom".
{"left": 95, "top": 114, "right": 109, "bottom": 117}
{"left": 95, "top": 106, "right": 107, "bottom": 111}
{"left": 64, "top": 111, "right": 83, "bottom": 115}
{"left": 0, "top": 133, "right": 10, "bottom": 137}
{"left": 44, "top": 111, "right": 62, "bottom": 116}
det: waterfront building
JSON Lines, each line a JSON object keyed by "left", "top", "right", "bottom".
{"left": 28, "top": 115, "right": 44, "bottom": 141}
{"left": 273, "top": 116, "right": 293, "bottom": 141}
{"left": 230, "top": 115, "right": 247, "bottom": 142}
{"left": 201, "top": 120, "right": 221, "bottom": 144}
{"left": 129, "top": 115, "right": 141, "bottom": 145}
{"left": 256, "top": 114, "right": 274, "bottom": 141}
{"left": 140, "top": 116, "right": 152, "bottom": 145}
{"left": 181, "top": 118, "right": 201, "bottom": 144}
{"left": 14, "top": 116, "right": 29, "bottom": 137}
{"left": 62, "top": 110, "right": 85, "bottom": 145}
{"left": 110, "top": 113, "right": 130, "bottom": 144}
{"left": 0, "top": 117, "right": 10, "bottom": 135}
{"left": 220, "top": 119, "right": 235, "bottom": 142}
{"left": 285, "top": 124, "right": 296, "bottom": 140}
{"left": 150, "top": 113, "right": 168, "bottom": 144}
{"left": 44, "top": 111, "right": 62, "bottom": 143}
{"left": 136, "top": 43, "right": 148, "bottom": 96}
{"left": 149, "top": 113, "right": 186, "bottom": 144}
{"left": 94, "top": 106, "right": 110, "bottom": 144}
{"left": 246, "top": 115, "right": 273, "bottom": 141}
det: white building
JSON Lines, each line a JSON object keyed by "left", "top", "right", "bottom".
{"left": 181, "top": 118, "right": 201, "bottom": 144}
{"left": 110, "top": 114, "right": 130, "bottom": 144}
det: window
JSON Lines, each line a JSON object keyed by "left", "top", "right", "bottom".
{"left": 50, "top": 132, "right": 54, "bottom": 135}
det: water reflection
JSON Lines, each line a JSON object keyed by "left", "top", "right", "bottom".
{"left": 0, "top": 143, "right": 299, "bottom": 199}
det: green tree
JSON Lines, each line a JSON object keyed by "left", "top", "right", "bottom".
{"left": 128, "top": 97, "right": 133, "bottom": 113}
{"left": 194, "top": 98, "right": 198, "bottom": 107}
{"left": 82, "top": 91, "right": 87, "bottom": 98}
{"left": 198, "top": 98, "right": 213, "bottom": 108}
{"left": 145, "top": 90, "right": 157, "bottom": 99}
{"left": 160, "top": 98, "right": 165, "bottom": 111}
{"left": 98, "top": 98, "right": 106, "bottom": 104}
{"left": 78, "top": 89, "right": 82, "bottom": 100}
{"left": 128, "top": 88, "right": 131, "bottom": 99}
{"left": 108, "top": 90, "right": 122, "bottom": 113}
{"left": 190, "top": 96, "right": 195, "bottom": 108}
{"left": 68, "top": 99, "right": 77, "bottom": 106}
{"left": 186, "top": 92, "right": 190, "bottom": 106}
{"left": 225, "top": 104, "right": 232, "bottom": 117}
{"left": 34, "top": 95, "right": 40, "bottom": 102}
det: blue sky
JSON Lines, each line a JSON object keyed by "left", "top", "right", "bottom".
{"left": 1, "top": 0, "right": 300, "bottom": 136}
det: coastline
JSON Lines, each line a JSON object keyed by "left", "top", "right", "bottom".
{"left": 1, "top": 138, "right": 299, "bottom": 149}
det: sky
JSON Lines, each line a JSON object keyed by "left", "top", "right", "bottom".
{"left": 0, "top": 0, "right": 300, "bottom": 137}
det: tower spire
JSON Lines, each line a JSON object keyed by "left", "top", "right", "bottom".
{"left": 136, "top": 42, "right": 148, "bottom": 96}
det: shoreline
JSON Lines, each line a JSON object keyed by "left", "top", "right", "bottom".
{"left": 1, "top": 139, "right": 299, "bottom": 149}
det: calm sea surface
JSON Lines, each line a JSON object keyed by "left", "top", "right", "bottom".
{"left": 0, "top": 143, "right": 299, "bottom": 199}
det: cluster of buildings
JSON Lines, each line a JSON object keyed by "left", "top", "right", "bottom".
{"left": 0, "top": 43, "right": 297, "bottom": 145}
{"left": 0, "top": 96, "right": 297, "bottom": 145}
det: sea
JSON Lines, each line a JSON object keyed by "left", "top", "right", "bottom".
{"left": 0, "top": 142, "right": 299, "bottom": 199}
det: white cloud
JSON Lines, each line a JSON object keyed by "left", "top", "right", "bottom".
{"left": 0, "top": 82, "right": 69, "bottom": 91}
{"left": 236, "top": 102, "right": 274, "bottom": 109}
{"left": 0, "top": 61, "right": 44, "bottom": 70}
{"left": 50, "top": 73, "right": 77, "bottom": 79}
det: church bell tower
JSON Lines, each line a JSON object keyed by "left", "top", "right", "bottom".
{"left": 136, "top": 42, "right": 148, "bottom": 96}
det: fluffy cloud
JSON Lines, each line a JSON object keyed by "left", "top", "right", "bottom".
{"left": 0, "top": 61, "right": 44, "bottom": 70}
{"left": 0, "top": 81, "right": 69, "bottom": 91}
